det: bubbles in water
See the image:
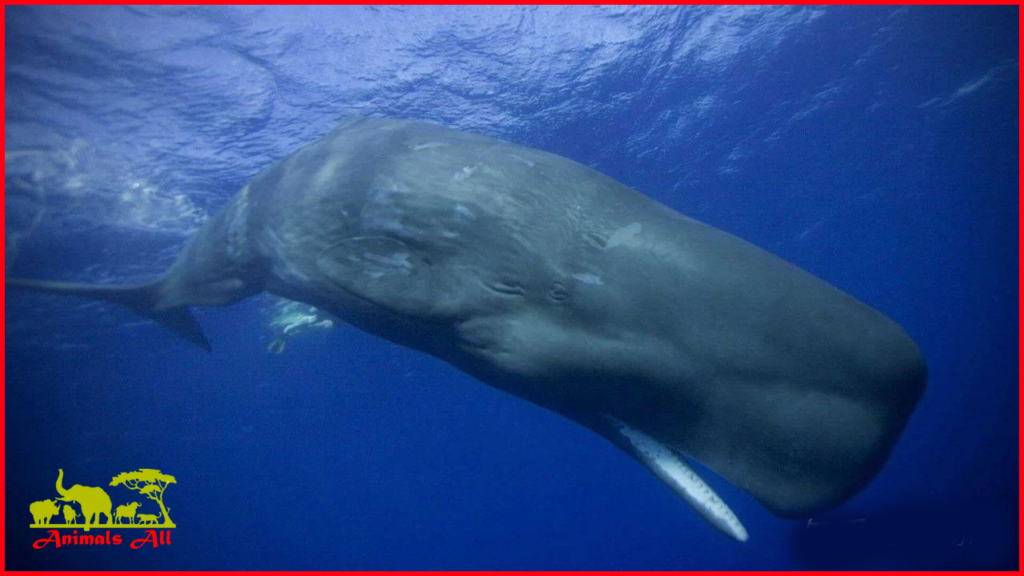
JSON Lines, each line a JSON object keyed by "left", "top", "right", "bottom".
{"left": 4, "top": 140, "right": 209, "bottom": 271}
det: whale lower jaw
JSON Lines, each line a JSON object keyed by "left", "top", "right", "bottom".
{"left": 605, "top": 416, "right": 749, "bottom": 542}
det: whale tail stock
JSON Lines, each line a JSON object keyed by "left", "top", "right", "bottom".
{"left": 6, "top": 277, "right": 210, "bottom": 351}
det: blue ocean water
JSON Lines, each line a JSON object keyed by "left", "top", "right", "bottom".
{"left": 4, "top": 5, "right": 1018, "bottom": 570}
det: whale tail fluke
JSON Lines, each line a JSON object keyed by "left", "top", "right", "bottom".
{"left": 6, "top": 277, "right": 211, "bottom": 351}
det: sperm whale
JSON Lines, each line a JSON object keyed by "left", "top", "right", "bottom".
{"left": 8, "top": 117, "right": 926, "bottom": 541}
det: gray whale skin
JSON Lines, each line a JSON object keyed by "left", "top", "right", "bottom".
{"left": 8, "top": 117, "right": 926, "bottom": 541}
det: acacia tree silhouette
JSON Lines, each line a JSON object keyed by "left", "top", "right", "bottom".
{"left": 110, "top": 469, "right": 176, "bottom": 527}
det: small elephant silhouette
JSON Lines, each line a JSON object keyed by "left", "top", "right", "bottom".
{"left": 29, "top": 499, "right": 61, "bottom": 525}
{"left": 62, "top": 504, "right": 79, "bottom": 524}
{"left": 114, "top": 502, "right": 142, "bottom": 525}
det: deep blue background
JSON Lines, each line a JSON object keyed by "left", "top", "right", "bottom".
{"left": 5, "top": 6, "right": 1018, "bottom": 570}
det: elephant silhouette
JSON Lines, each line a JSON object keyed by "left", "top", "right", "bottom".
{"left": 54, "top": 469, "right": 112, "bottom": 531}
{"left": 62, "top": 504, "right": 79, "bottom": 524}
{"left": 29, "top": 499, "right": 60, "bottom": 525}
{"left": 114, "top": 502, "right": 142, "bottom": 525}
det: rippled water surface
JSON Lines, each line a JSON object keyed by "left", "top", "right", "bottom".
{"left": 5, "top": 6, "right": 1018, "bottom": 569}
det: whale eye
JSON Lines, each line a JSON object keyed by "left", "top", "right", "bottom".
{"left": 548, "top": 281, "right": 569, "bottom": 302}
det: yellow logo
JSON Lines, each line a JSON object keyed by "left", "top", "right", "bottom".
{"left": 30, "top": 469, "right": 176, "bottom": 532}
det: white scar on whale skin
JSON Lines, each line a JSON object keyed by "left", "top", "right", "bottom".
{"left": 608, "top": 417, "right": 749, "bottom": 542}
{"left": 571, "top": 272, "right": 604, "bottom": 285}
{"left": 606, "top": 222, "right": 642, "bottom": 249}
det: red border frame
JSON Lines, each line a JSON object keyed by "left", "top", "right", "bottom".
{"left": 1, "top": 2, "right": 1020, "bottom": 573}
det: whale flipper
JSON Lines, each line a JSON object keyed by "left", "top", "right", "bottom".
{"left": 604, "top": 417, "right": 749, "bottom": 542}
{"left": 6, "top": 278, "right": 210, "bottom": 351}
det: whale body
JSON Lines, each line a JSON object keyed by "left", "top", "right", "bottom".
{"left": 8, "top": 117, "right": 926, "bottom": 541}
